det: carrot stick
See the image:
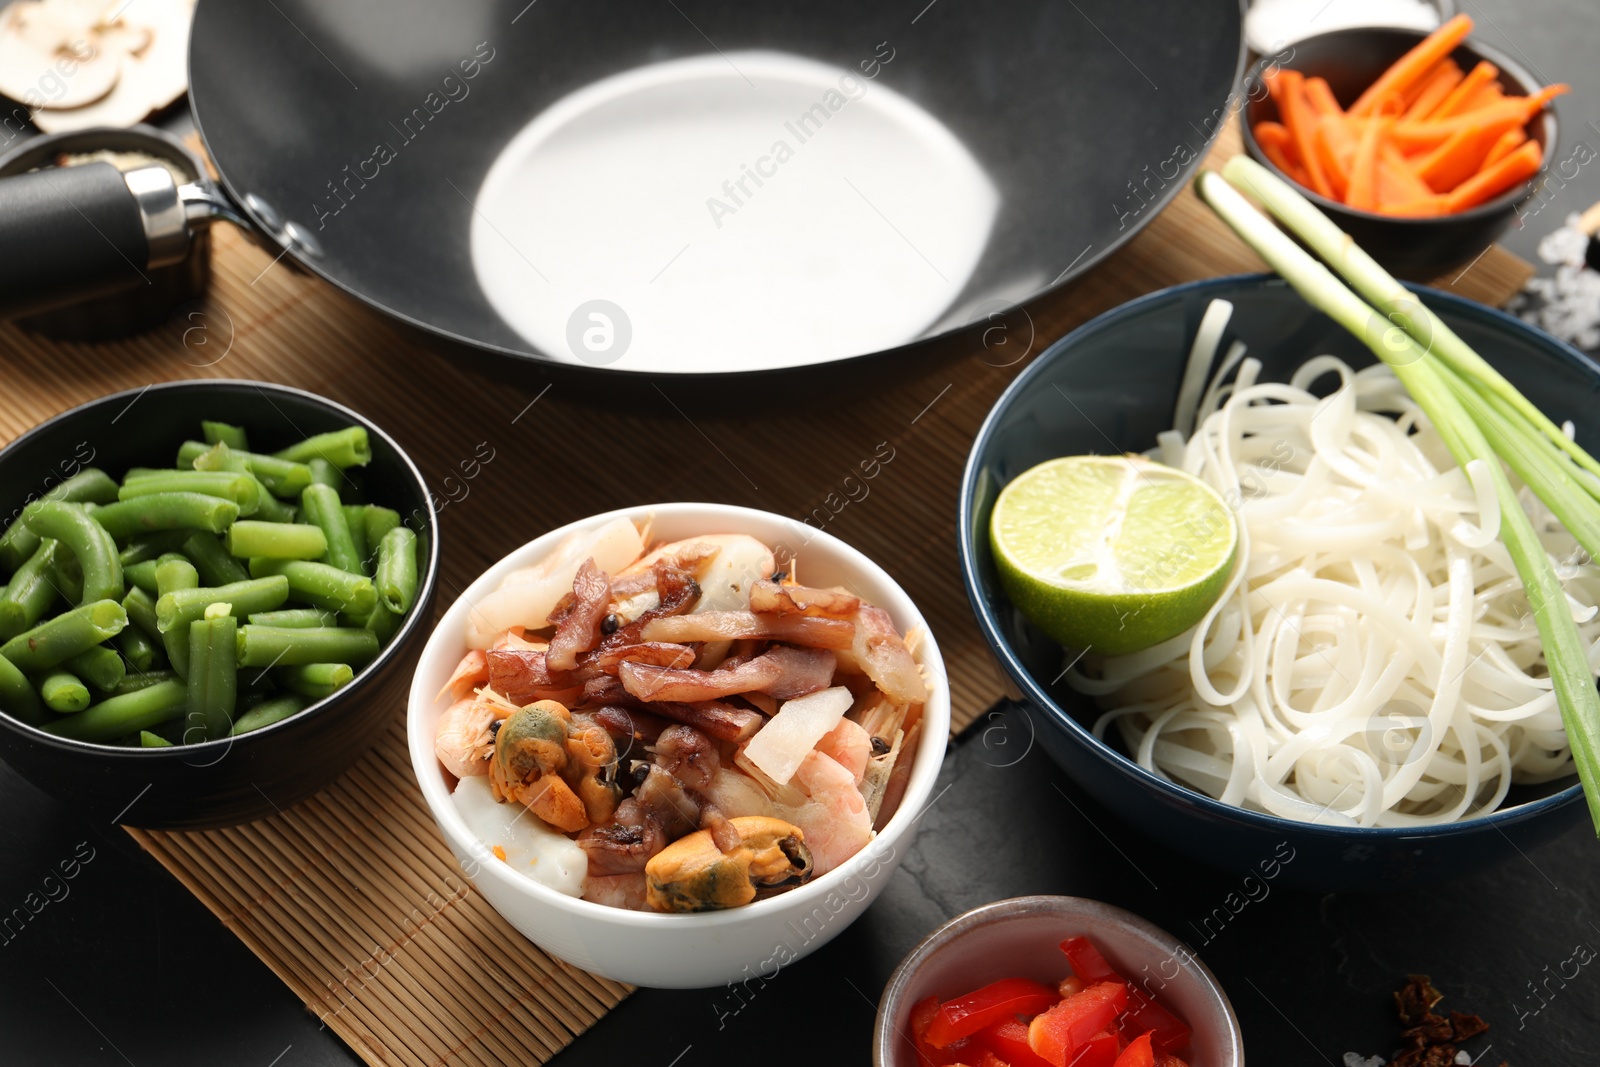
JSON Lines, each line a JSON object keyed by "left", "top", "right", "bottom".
{"left": 1253, "top": 121, "right": 1292, "bottom": 150}
{"left": 1259, "top": 136, "right": 1303, "bottom": 183}
{"left": 1274, "top": 69, "right": 1334, "bottom": 198}
{"left": 1415, "top": 112, "right": 1525, "bottom": 192}
{"left": 1432, "top": 59, "right": 1499, "bottom": 119}
{"left": 1382, "top": 195, "right": 1450, "bottom": 217}
{"left": 1314, "top": 115, "right": 1356, "bottom": 200}
{"left": 1443, "top": 139, "right": 1543, "bottom": 212}
{"left": 1483, "top": 126, "right": 1527, "bottom": 167}
{"left": 1304, "top": 77, "right": 1343, "bottom": 117}
{"left": 1346, "top": 114, "right": 1386, "bottom": 211}
{"left": 1403, "top": 60, "right": 1464, "bottom": 121}
{"left": 1379, "top": 144, "right": 1434, "bottom": 205}
{"left": 1350, "top": 14, "right": 1474, "bottom": 116}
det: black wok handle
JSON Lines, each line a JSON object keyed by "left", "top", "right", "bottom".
{"left": 0, "top": 162, "right": 192, "bottom": 320}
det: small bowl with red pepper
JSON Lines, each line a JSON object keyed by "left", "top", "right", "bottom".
{"left": 874, "top": 895, "right": 1243, "bottom": 1067}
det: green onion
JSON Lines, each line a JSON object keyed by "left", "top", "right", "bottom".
{"left": 1198, "top": 158, "right": 1600, "bottom": 834}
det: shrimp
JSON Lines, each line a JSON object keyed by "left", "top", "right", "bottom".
{"left": 583, "top": 872, "right": 651, "bottom": 910}
{"left": 816, "top": 717, "right": 871, "bottom": 785}
{"left": 779, "top": 750, "right": 873, "bottom": 876}
{"left": 438, "top": 649, "right": 488, "bottom": 702}
{"left": 435, "top": 696, "right": 497, "bottom": 778}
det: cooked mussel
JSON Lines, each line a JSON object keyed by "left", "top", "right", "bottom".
{"left": 644, "top": 816, "right": 813, "bottom": 912}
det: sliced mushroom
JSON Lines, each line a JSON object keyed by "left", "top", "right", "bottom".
{"left": 644, "top": 816, "right": 813, "bottom": 912}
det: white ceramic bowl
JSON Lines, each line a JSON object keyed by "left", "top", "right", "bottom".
{"left": 875, "top": 896, "right": 1245, "bottom": 1067}
{"left": 407, "top": 502, "right": 951, "bottom": 988}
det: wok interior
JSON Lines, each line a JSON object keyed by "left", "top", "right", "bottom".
{"left": 190, "top": 0, "right": 1241, "bottom": 369}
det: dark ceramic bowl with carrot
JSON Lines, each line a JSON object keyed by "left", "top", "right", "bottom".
{"left": 1240, "top": 15, "right": 1563, "bottom": 278}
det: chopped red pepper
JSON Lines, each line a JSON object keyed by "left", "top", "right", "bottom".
{"left": 1118, "top": 989, "right": 1192, "bottom": 1055}
{"left": 978, "top": 1018, "right": 1057, "bottom": 1067}
{"left": 1112, "top": 1033, "right": 1154, "bottom": 1067}
{"left": 911, "top": 995, "right": 979, "bottom": 1066}
{"left": 1067, "top": 1029, "right": 1120, "bottom": 1067}
{"left": 977, "top": 1053, "right": 1012, "bottom": 1067}
{"left": 927, "top": 978, "right": 1060, "bottom": 1047}
{"left": 1028, "top": 982, "right": 1130, "bottom": 1066}
{"left": 1060, "top": 936, "right": 1120, "bottom": 983}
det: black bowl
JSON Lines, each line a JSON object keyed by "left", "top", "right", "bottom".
{"left": 959, "top": 274, "right": 1592, "bottom": 891}
{"left": 1240, "top": 26, "right": 1558, "bottom": 279}
{"left": 0, "top": 381, "right": 439, "bottom": 829}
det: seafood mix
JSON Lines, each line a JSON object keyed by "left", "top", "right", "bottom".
{"left": 434, "top": 518, "right": 928, "bottom": 912}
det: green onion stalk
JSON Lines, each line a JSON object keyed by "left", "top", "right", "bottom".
{"left": 1197, "top": 158, "right": 1600, "bottom": 834}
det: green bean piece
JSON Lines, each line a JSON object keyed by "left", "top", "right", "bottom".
{"left": 250, "top": 483, "right": 297, "bottom": 524}
{"left": 195, "top": 443, "right": 291, "bottom": 519}
{"left": 122, "top": 587, "right": 161, "bottom": 640}
{"left": 39, "top": 670, "right": 90, "bottom": 713}
{"left": 21, "top": 501, "right": 122, "bottom": 604}
{"left": 139, "top": 730, "right": 174, "bottom": 747}
{"left": 300, "top": 485, "right": 361, "bottom": 572}
{"left": 275, "top": 427, "right": 371, "bottom": 469}
{"left": 343, "top": 505, "right": 369, "bottom": 573}
{"left": 362, "top": 505, "right": 401, "bottom": 551}
{"left": 0, "top": 539, "right": 62, "bottom": 641}
{"left": 111, "top": 668, "right": 179, "bottom": 696}
{"left": 184, "top": 608, "right": 237, "bottom": 742}
{"left": 114, "top": 625, "right": 159, "bottom": 672}
{"left": 192, "top": 441, "right": 248, "bottom": 473}
{"left": 306, "top": 458, "right": 340, "bottom": 488}
{"left": 374, "top": 527, "right": 419, "bottom": 615}
{"left": 155, "top": 556, "right": 200, "bottom": 597}
{"left": 359, "top": 603, "right": 400, "bottom": 644}
{"left": 247, "top": 608, "right": 338, "bottom": 628}
{"left": 181, "top": 531, "right": 249, "bottom": 586}
{"left": 225, "top": 521, "right": 327, "bottom": 561}
{"left": 41, "top": 679, "right": 186, "bottom": 744}
{"left": 275, "top": 662, "right": 353, "bottom": 700}
{"left": 118, "top": 470, "right": 260, "bottom": 516}
{"left": 92, "top": 493, "right": 239, "bottom": 539}
{"left": 177, "top": 441, "right": 312, "bottom": 498}
{"left": 68, "top": 646, "right": 125, "bottom": 691}
{"left": 231, "top": 694, "right": 307, "bottom": 736}
{"left": 201, "top": 421, "right": 250, "bottom": 450}
{"left": 248, "top": 558, "right": 376, "bottom": 617}
{"left": 156, "top": 577, "right": 290, "bottom": 635}
{"left": 0, "top": 468, "right": 120, "bottom": 573}
{"left": 235, "top": 625, "right": 378, "bottom": 667}
{"left": 0, "top": 651, "right": 46, "bottom": 725}
{"left": 117, "top": 531, "right": 191, "bottom": 567}
{"left": 0, "top": 600, "right": 126, "bottom": 673}
{"left": 124, "top": 559, "right": 161, "bottom": 595}
{"left": 50, "top": 553, "right": 83, "bottom": 605}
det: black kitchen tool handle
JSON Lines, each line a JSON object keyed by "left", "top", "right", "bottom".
{"left": 0, "top": 162, "right": 152, "bottom": 320}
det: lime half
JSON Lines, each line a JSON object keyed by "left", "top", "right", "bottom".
{"left": 990, "top": 454, "right": 1238, "bottom": 656}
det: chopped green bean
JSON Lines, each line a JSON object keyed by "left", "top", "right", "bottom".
{"left": 306, "top": 458, "right": 340, "bottom": 488}
{"left": 225, "top": 521, "right": 327, "bottom": 561}
{"left": 362, "top": 506, "right": 401, "bottom": 551}
{"left": 68, "top": 646, "right": 125, "bottom": 691}
{"left": 185, "top": 607, "right": 236, "bottom": 742}
{"left": 275, "top": 427, "right": 371, "bottom": 469}
{"left": 0, "top": 468, "right": 120, "bottom": 573}
{"left": 0, "top": 651, "right": 46, "bottom": 725}
{"left": 139, "top": 730, "right": 173, "bottom": 747}
{"left": 156, "top": 577, "right": 290, "bottom": 635}
{"left": 41, "top": 679, "right": 187, "bottom": 744}
{"left": 50, "top": 553, "right": 83, "bottom": 605}
{"left": 156, "top": 557, "right": 199, "bottom": 597}
{"left": 201, "top": 421, "right": 249, "bottom": 450}
{"left": 119, "top": 471, "right": 260, "bottom": 515}
{"left": 111, "top": 668, "right": 179, "bottom": 696}
{"left": 191, "top": 441, "right": 247, "bottom": 473}
{"left": 39, "top": 670, "right": 90, "bottom": 712}
{"left": 92, "top": 493, "right": 239, "bottom": 539}
{"left": 22, "top": 500, "right": 122, "bottom": 604}
{"left": 343, "top": 505, "right": 369, "bottom": 573}
{"left": 117, "top": 531, "right": 191, "bottom": 567}
{"left": 177, "top": 441, "right": 313, "bottom": 498}
{"left": 375, "top": 527, "right": 419, "bottom": 615}
{"left": 121, "top": 587, "right": 161, "bottom": 641}
{"left": 247, "top": 608, "right": 337, "bottom": 628}
{"left": 275, "top": 662, "right": 353, "bottom": 700}
{"left": 360, "top": 603, "right": 401, "bottom": 644}
{"left": 181, "top": 531, "right": 248, "bottom": 586}
{"left": 0, "top": 539, "right": 63, "bottom": 641}
{"left": 124, "top": 559, "right": 160, "bottom": 595}
{"left": 235, "top": 625, "right": 378, "bottom": 667}
{"left": 248, "top": 558, "right": 375, "bottom": 616}
{"left": 231, "top": 694, "right": 307, "bottom": 735}
{"left": 114, "top": 624, "right": 159, "bottom": 672}
{"left": 300, "top": 485, "right": 361, "bottom": 572}
{"left": 0, "top": 600, "right": 126, "bottom": 673}
{"left": 250, "top": 483, "right": 297, "bottom": 524}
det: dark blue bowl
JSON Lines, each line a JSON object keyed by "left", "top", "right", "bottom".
{"left": 959, "top": 274, "right": 1595, "bottom": 891}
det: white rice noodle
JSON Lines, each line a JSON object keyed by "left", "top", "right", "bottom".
{"left": 1072, "top": 354, "right": 1600, "bottom": 827}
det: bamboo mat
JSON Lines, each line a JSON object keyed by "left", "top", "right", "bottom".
{"left": 0, "top": 118, "right": 1532, "bottom": 1067}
